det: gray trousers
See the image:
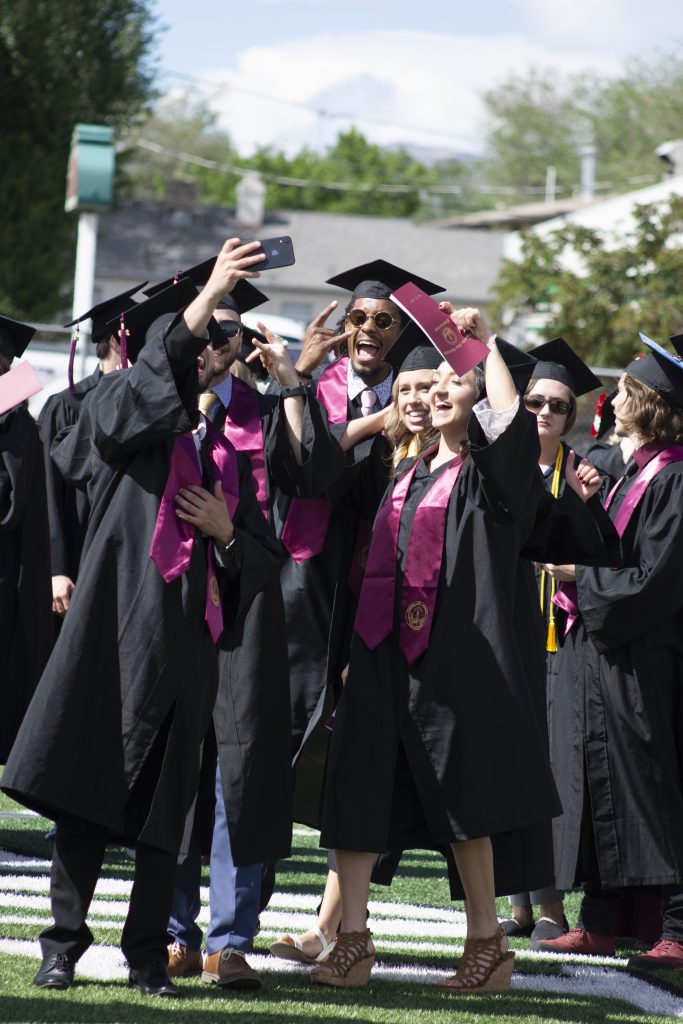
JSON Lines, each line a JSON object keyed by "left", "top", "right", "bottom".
{"left": 509, "top": 885, "right": 562, "bottom": 908}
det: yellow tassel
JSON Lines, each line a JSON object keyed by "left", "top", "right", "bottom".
{"left": 546, "top": 620, "right": 557, "bottom": 653}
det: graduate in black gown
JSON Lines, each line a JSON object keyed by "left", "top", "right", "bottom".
{"left": 2, "top": 239, "right": 284, "bottom": 998}
{"left": 38, "top": 284, "right": 145, "bottom": 621}
{"left": 281, "top": 260, "right": 445, "bottom": 830}
{"left": 143, "top": 254, "right": 342, "bottom": 986}
{"left": 0, "top": 316, "right": 52, "bottom": 761}
{"left": 537, "top": 333, "right": 683, "bottom": 969}
{"left": 504, "top": 337, "right": 603, "bottom": 946}
{"left": 313, "top": 307, "right": 615, "bottom": 992}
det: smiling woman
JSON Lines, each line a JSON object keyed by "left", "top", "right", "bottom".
{"left": 315, "top": 309, "right": 570, "bottom": 993}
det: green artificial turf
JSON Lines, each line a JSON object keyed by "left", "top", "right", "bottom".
{"left": 0, "top": 772, "right": 681, "bottom": 1023}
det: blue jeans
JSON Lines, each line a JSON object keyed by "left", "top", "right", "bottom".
{"left": 168, "top": 760, "right": 261, "bottom": 954}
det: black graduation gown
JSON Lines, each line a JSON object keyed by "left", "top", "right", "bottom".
{"left": 0, "top": 405, "right": 52, "bottom": 761}
{"left": 550, "top": 456, "right": 683, "bottom": 890}
{"left": 2, "top": 315, "right": 282, "bottom": 857}
{"left": 274, "top": 379, "right": 390, "bottom": 828}
{"left": 207, "top": 386, "right": 342, "bottom": 865}
{"left": 320, "top": 403, "right": 566, "bottom": 896}
{"left": 37, "top": 369, "right": 101, "bottom": 582}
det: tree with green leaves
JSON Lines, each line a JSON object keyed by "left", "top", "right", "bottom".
{"left": 490, "top": 196, "right": 683, "bottom": 367}
{"left": 481, "top": 48, "right": 683, "bottom": 203}
{"left": 127, "top": 100, "right": 484, "bottom": 219}
{"left": 0, "top": 0, "right": 157, "bottom": 320}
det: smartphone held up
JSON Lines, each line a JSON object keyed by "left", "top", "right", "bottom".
{"left": 252, "top": 236, "right": 295, "bottom": 270}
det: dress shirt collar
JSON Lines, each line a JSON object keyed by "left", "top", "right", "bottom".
{"left": 346, "top": 360, "right": 393, "bottom": 407}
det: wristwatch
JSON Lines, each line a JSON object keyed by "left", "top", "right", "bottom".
{"left": 280, "top": 384, "right": 307, "bottom": 398}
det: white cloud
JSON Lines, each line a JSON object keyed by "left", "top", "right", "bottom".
{"left": 193, "top": 29, "right": 622, "bottom": 156}
{"left": 509, "top": 0, "right": 683, "bottom": 51}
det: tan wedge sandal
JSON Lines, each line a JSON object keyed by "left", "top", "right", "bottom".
{"left": 310, "top": 929, "right": 375, "bottom": 988}
{"left": 437, "top": 925, "right": 515, "bottom": 993}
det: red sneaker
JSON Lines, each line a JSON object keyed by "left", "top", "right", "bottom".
{"left": 628, "top": 940, "right": 683, "bottom": 970}
{"left": 535, "top": 927, "right": 615, "bottom": 956}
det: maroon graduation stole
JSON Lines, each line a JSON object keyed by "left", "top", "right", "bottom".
{"left": 354, "top": 452, "right": 463, "bottom": 665}
{"left": 149, "top": 419, "right": 240, "bottom": 643}
{"left": 280, "top": 356, "right": 350, "bottom": 563}
{"left": 223, "top": 376, "right": 268, "bottom": 520}
{"left": 553, "top": 444, "right": 683, "bottom": 635}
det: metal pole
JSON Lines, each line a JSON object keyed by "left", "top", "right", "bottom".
{"left": 71, "top": 211, "right": 99, "bottom": 379}
{"left": 545, "top": 166, "right": 557, "bottom": 204}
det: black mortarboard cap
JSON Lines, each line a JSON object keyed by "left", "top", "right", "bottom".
{"left": 105, "top": 277, "right": 198, "bottom": 364}
{"left": 528, "top": 337, "right": 602, "bottom": 397}
{"left": 397, "top": 342, "right": 444, "bottom": 374}
{"left": 64, "top": 283, "right": 147, "bottom": 343}
{"left": 326, "top": 259, "right": 445, "bottom": 300}
{"left": 0, "top": 315, "right": 36, "bottom": 362}
{"left": 626, "top": 333, "right": 683, "bottom": 408}
{"left": 495, "top": 337, "right": 538, "bottom": 393}
{"left": 144, "top": 258, "right": 268, "bottom": 315}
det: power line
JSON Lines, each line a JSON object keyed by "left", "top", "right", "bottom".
{"left": 131, "top": 137, "right": 658, "bottom": 199}
{"left": 159, "top": 67, "right": 482, "bottom": 149}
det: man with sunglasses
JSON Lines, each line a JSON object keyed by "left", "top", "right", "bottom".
{"left": 253, "top": 262, "right": 448, "bottom": 961}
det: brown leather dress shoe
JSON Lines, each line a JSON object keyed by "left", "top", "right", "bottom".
{"left": 202, "top": 948, "right": 262, "bottom": 990}
{"left": 167, "top": 941, "right": 202, "bottom": 978}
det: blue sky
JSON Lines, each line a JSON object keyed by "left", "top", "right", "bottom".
{"left": 147, "top": 1, "right": 683, "bottom": 156}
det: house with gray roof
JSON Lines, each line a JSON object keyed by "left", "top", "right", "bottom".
{"left": 93, "top": 200, "right": 505, "bottom": 326}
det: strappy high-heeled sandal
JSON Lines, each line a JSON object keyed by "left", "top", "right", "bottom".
{"left": 269, "top": 926, "right": 337, "bottom": 964}
{"left": 437, "top": 925, "right": 515, "bottom": 993}
{"left": 310, "top": 929, "right": 375, "bottom": 988}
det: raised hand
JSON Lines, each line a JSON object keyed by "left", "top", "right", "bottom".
{"left": 203, "top": 237, "right": 266, "bottom": 304}
{"left": 295, "top": 301, "right": 351, "bottom": 375}
{"left": 444, "top": 305, "right": 494, "bottom": 344}
{"left": 248, "top": 323, "right": 300, "bottom": 388}
{"left": 565, "top": 451, "right": 602, "bottom": 502}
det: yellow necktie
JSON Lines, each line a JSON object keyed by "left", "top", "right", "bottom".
{"left": 198, "top": 391, "right": 220, "bottom": 418}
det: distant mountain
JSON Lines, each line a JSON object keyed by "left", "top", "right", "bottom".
{"left": 383, "top": 142, "right": 478, "bottom": 166}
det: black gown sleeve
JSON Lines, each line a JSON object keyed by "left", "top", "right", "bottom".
{"left": 467, "top": 401, "right": 541, "bottom": 520}
{"left": 264, "top": 390, "right": 345, "bottom": 499}
{"left": 89, "top": 313, "right": 204, "bottom": 464}
{"left": 38, "top": 395, "right": 76, "bottom": 576}
{"left": 576, "top": 469, "right": 683, "bottom": 651}
{"left": 0, "top": 407, "right": 40, "bottom": 530}
{"left": 522, "top": 488, "right": 621, "bottom": 567}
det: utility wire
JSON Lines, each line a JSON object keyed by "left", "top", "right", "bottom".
{"left": 131, "top": 138, "right": 658, "bottom": 198}
{"left": 159, "top": 67, "right": 481, "bottom": 148}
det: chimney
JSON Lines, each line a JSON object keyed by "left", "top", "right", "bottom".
{"left": 579, "top": 145, "right": 597, "bottom": 201}
{"left": 655, "top": 139, "right": 683, "bottom": 178}
{"left": 236, "top": 173, "right": 266, "bottom": 229}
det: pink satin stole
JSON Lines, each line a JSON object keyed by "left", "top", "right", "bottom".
{"left": 553, "top": 445, "right": 683, "bottom": 635}
{"left": 280, "top": 356, "right": 350, "bottom": 563}
{"left": 355, "top": 453, "right": 463, "bottom": 665}
{"left": 149, "top": 420, "right": 240, "bottom": 642}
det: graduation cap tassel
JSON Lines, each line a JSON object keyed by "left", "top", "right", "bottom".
{"left": 67, "top": 325, "right": 79, "bottom": 395}
{"left": 118, "top": 313, "right": 129, "bottom": 369}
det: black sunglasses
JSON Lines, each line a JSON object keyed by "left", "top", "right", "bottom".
{"left": 524, "top": 394, "right": 572, "bottom": 416}
{"left": 347, "top": 309, "right": 401, "bottom": 331}
{"left": 218, "top": 321, "right": 243, "bottom": 338}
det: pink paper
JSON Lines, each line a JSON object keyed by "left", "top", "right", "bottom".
{"left": 0, "top": 361, "right": 43, "bottom": 415}
{"left": 391, "top": 282, "right": 489, "bottom": 377}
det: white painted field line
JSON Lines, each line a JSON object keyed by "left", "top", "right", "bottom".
{"left": 0, "top": 938, "right": 681, "bottom": 1017}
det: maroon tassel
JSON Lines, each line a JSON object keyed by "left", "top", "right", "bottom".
{"left": 119, "top": 312, "right": 129, "bottom": 369}
{"left": 68, "top": 326, "right": 78, "bottom": 394}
